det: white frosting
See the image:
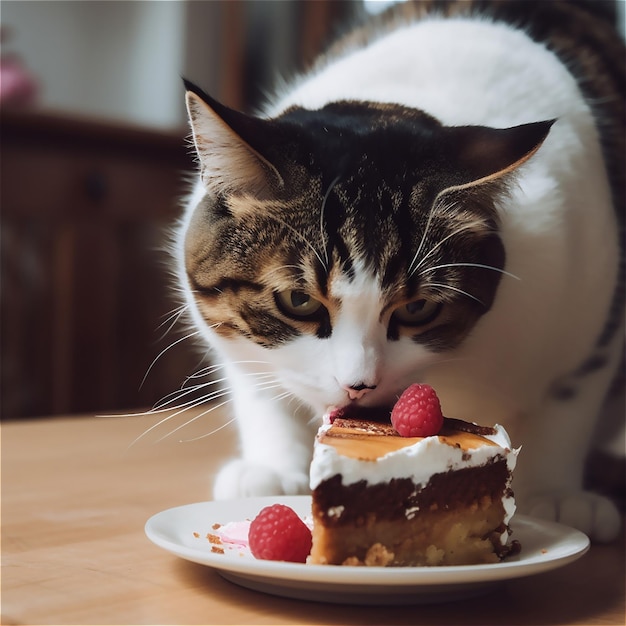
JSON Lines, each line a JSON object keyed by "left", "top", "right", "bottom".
{"left": 309, "top": 422, "right": 519, "bottom": 536}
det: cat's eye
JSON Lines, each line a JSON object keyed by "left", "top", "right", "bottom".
{"left": 392, "top": 299, "right": 442, "bottom": 326}
{"left": 275, "top": 290, "right": 324, "bottom": 319}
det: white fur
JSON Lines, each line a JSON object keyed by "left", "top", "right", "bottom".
{"left": 179, "top": 17, "right": 623, "bottom": 540}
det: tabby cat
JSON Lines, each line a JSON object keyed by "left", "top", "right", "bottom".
{"left": 176, "top": 0, "right": 624, "bottom": 541}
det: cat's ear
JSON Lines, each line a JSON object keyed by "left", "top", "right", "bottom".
{"left": 446, "top": 120, "right": 555, "bottom": 187}
{"left": 184, "top": 79, "right": 283, "bottom": 196}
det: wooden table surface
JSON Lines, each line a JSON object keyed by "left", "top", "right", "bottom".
{"left": 2, "top": 407, "right": 624, "bottom": 625}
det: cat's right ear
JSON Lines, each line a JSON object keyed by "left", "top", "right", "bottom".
{"left": 184, "top": 79, "right": 283, "bottom": 197}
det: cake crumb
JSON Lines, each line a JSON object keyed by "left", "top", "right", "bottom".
{"left": 425, "top": 544, "right": 445, "bottom": 565}
{"left": 212, "top": 523, "right": 222, "bottom": 530}
{"left": 364, "top": 543, "right": 394, "bottom": 566}
{"left": 342, "top": 556, "right": 362, "bottom": 566}
{"left": 309, "top": 555, "right": 329, "bottom": 565}
{"left": 192, "top": 531, "right": 200, "bottom": 538}
{"left": 327, "top": 505, "right": 345, "bottom": 519}
{"left": 207, "top": 533, "right": 222, "bottom": 545}
{"left": 211, "top": 546, "right": 225, "bottom": 555}
{"left": 405, "top": 506, "right": 420, "bottom": 519}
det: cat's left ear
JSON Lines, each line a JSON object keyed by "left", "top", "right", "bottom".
{"left": 446, "top": 120, "right": 556, "bottom": 187}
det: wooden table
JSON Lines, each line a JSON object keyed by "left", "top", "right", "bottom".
{"left": 2, "top": 408, "right": 625, "bottom": 625}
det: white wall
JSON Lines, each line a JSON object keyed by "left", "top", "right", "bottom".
{"left": 5, "top": 0, "right": 621, "bottom": 131}
{"left": 2, "top": 0, "right": 189, "bottom": 129}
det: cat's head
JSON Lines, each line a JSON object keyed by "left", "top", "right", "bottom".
{"left": 180, "top": 80, "right": 552, "bottom": 415}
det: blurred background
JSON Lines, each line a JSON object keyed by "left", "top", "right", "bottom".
{"left": 1, "top": 0, "right": 365, "bottom": 419}
{"left": 1, "top": 0, "right": 624, "bottom": 420}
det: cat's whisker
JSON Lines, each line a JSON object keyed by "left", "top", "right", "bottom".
{"left": 177, "top": 411, "right": 238, "bottom": 443}
{"left": 158, "top": 367, "right": 278, "bottom": 411}
{"left": 320, "top": 175, "right": 342, "bottom": 266}
{"left": 156, "top": 400, "right": 234, "bottom": 443}
{"left": 249, "top": 373, "right": 281, "bottom": 384}
{"left": 156, "top": 303, "right": 189, "bottom": 330}
{"left": 182, "top": 362, "right": 238, "bottom": 384}
{"left": 253, "top": 382, "right": 284, "bottom": 394}
{"left": 410, "top": 220, "right": 484, "bottom": 277}
{"left": 184, "top": 365, "right": 225, "bottom": 381}
{"left": 410, "top": 222, "right": 465, "bottom": 277}
{"left": 152, "top": 377, "right": 228, "bottom": 411}
{"left": 151, "top": 384, "right": 233, "bottom": 419}
{"left": 230, "top": 359, "right": 273, "bottom": 366}
{"left": 268, "top": 389, "right": 296, "bottom": 404}
{"left": 408, "top": 196, "right": 449, "bottom": 276}
{"left": 420, "top": 263, "right": 521, "bottom": 281}
{"left": 287, "top": 394, "right": 308, "bottom": 415}
{"left": 261, "top": 264, "right": 303, "bottom": 281}
{"left": 427, "top": 282, "right": 485, "bottom": 305}
{"left": 97, "top": 407, "right": 163, "bottom": 419}
{"left": 148, "top": 367, "right": 280, "bottom": 441}
{"left": 270, "top": 214, "right": 328, "bottom": 273}
{"left": 128, "top": 387, "right": 233, "bottom": 447}
{"left": 139, "top": 329, "right": 202, "bottom": 390}
{"left": 184, "top": 359, "right": 273, "bottom": 382}
{"left": 155, "top": 305, "right": 191, "bottom": 343}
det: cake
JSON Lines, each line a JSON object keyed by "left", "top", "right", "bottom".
{"left": 308, "top": 402, "right": 520, "bottom": 566}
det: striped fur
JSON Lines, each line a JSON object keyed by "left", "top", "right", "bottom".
{"left": 175, "top": 0, "right": 625, "bottom": 541}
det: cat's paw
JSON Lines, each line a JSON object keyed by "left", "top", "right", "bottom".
{"left": 212, "top": 459, "right": 309, "bottom": 500}
{"left": 523, "top": 490, "right": 622, "bottom": 542}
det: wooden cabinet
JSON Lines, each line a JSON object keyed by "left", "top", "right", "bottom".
{"left": 0, "top": 2, "right": 354, "bottom": 418}
{"left": 1, "top": 111, "right": 201, "bottom": 418}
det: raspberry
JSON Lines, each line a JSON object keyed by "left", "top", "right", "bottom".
{"left": 391, "top": 383, "right": 444, "bottom": 437}
{"left": 248, "top": 504, "right": 312, "bottom": 563}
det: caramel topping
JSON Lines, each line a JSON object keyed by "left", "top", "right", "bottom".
{"left": 320, "top": 419, "right": 497, "bottom": 461}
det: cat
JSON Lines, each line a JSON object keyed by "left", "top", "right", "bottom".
{"left": 175, "top": 0, "right": 625, "bottom": 542}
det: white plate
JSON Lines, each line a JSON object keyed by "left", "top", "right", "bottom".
{"left": 145, "top": 495, "right": 589, "bottom": 605}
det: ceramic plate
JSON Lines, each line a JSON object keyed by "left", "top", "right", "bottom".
{"left": 145, "top": 495, "right": 589, "bottom": 604}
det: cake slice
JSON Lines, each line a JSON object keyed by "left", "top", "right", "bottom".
{"left": 308, "top": 395, "right": 520, "bottom": 566}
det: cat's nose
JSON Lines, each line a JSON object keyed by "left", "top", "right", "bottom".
{"left": 344, "top": 383, "right": 377, "bottom": 401}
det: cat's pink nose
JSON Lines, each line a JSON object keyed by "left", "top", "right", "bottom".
{"left": 344, "top": 383, "right": 377, "bottom": 401}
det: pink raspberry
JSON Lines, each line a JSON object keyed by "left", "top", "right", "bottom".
{"left": 391, "top": 383, "right": 444, "bottom": 437}
{"left": 248, "top": 504, "right": 312, "bottom": 563}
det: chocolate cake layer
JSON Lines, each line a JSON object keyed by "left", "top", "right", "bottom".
{"left": 312, "top": 458, "right": 509, "bottom": 526}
